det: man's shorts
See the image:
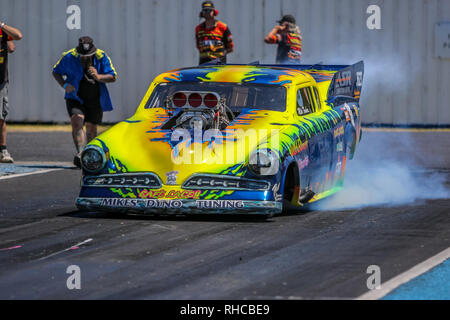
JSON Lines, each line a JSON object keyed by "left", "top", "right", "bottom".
{"left": 0, "top": 84, "right": 9, "bottom": 121}
{"left": 66, "top": 98, "right": 103, "bottom": 125}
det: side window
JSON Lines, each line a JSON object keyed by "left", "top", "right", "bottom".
{"left": 313, "top": 87, "right": 321, "bottom": 111}
{"left": 296, "top": 87, "right": 314, "bottom": 116}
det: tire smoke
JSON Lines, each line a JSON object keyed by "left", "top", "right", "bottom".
{"left": 312, "top": 131, "right": 450, "bottom": 210}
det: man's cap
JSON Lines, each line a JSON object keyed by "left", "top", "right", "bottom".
{"left": 277, "top": 14, "right": 296, "bottom": 24}
{"left": 76, "top": 36, "right": 97, "bottom": 56}
{"left": 201, "top": 1, "right": 215, "bottom": 10}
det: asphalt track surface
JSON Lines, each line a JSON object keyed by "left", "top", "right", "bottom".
{"left": 0, "top": 129, "right": 449, "bottom": 299}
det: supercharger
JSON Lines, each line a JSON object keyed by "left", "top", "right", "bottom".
{"left": 164, "top": 91, "right": 235, "bottom": 130}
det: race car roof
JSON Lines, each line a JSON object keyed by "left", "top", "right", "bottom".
{"left": 153, "top": 65, "right": 315, "bottom": 87}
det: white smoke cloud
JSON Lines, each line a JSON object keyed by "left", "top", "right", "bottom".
{"left": 311, "top": 131, "right": 450, "bottom": 210}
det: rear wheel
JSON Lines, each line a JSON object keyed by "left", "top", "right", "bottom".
{"left": 282, "top": 163, "right": 300, "bottom": 214}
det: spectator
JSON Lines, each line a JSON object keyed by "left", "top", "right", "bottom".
{"left": 0, "top": 20, "right": 22, "bottom": 163}
{"left": 264, "top": 14, "right": 302, "bottom": 64}
{"left": 195, "top": 1, "right": 234, "bottom": 64}
{"left": 52, "top": 36, "right": 117, "bottom": 168}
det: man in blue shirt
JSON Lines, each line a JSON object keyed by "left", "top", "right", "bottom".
{"left": 53, "top": 36, "right": 117, "bottom": 168}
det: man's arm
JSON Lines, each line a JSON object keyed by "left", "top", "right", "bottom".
{"left": 195, "top": 27, "right": 201, "bottom": 50}
{"left": 88, "top": 67, "right": 116, "bottom": 83}
{"left": 7, "top": 41, "right": 15, "bottom": 53}
{"left": 52, "top": 71, "right": 75, "bottom": 93}
{"left": 88, "top": 53, "right": 117, "bottom": 83}
{"left": 224, "top": 27, "right": 234, "bottom": 54}
{"left": 52, "top": 72, "right": 65, "bottom": 87}
{"left": 264, "top": 25, "right": 283, "bottom": 44}
{"left": 0, "top": 21, "right": 22, "bottom": 40}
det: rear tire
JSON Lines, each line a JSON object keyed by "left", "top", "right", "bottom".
{"left": 282, "top": 163, "right": 300, "bottom": 214}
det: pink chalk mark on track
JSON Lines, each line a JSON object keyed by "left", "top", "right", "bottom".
{"left": 0, "top": 245, "right": 22, "bottom": 251}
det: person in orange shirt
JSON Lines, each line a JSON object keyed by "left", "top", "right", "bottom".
{"left": 195, "top": 1, "right": 234, "bottom": 65}
{"left": 264, "top": 14, "right": 302, "bottom": 64}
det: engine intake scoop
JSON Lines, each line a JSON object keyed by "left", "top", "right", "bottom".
{"left": 165, "top": 91, "right": 233, "bottom": 130}
{"left": 170, "top": 91, "right": 220, "bottom": 109}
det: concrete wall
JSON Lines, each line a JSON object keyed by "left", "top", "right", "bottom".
{"left": 2, "top": 0, "right": 450, "bottom": 125}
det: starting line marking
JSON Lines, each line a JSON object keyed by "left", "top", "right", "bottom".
{"left": 356, "top": 247, "right": 450, "bottom": 300}
{"left": 0, "top": 168, "right": 64, "bottom": 180}
{"left": 0, "top": 161, "right": 74, "bottom": 180}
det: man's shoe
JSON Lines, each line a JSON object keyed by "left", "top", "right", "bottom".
{"left": 73, "top": 154, "right": 81, "bottom": 169}
{"left": 0, "top": 149, "right": 14, "bottom": 163}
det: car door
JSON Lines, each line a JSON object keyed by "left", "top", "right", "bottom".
{"left": 295, "top": 84, "right": 334, "bottom": 195}
{"left": 295, "top": 85, "right": 317, "bottom": 193}
{"left": 312, "top": 85, "right": 339, "bottom": 192}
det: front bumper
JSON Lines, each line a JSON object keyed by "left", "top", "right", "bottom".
{"left": 76, "top": 197, "right": 282, "bottom": 215}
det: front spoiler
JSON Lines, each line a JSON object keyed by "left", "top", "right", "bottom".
{"left": 76, "top": 197, "right": 282, "bottom": 215}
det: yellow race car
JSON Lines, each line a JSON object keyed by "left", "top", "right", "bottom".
{"left": 76, "top": 62, "right": 364, "bottom": 217}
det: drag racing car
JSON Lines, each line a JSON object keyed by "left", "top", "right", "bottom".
{"left": 76, "top": 62, "right": 364, "bottom": 216}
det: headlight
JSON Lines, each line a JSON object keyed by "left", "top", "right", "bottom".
{"left": 81, "top": 145, "right": 107, "bottom": 173}
{"left": 248, "top": 149, "right": 279, "bottom": 176}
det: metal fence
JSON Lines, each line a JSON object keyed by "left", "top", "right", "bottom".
{"left": 2, "top": 0, "right": 450, "bottom": 125}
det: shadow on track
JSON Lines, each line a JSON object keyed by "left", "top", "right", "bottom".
{"left": 59, "top": 206, "right": 314, "bottom": 223}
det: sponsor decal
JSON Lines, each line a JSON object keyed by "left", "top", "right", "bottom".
{"left": 356, "top": 72, "right": 363, "bottom": 87}
{"left": 336, "top": 71, "right": 352, "bottom": 87}
{"left": 98, "top": 198, "right": 247, "bottom": 210}
{"left": 334, "top": 71, "right": 353, "bottom": 95}
{"left": 165, "top": 171, "right": 179, "bottom": 185}
{"left": 298, "top": 156, "right": 309, "bottom": 170}
{"left": 333, "top": 126, "right": 344, "bottom": 138}
{"left": 195, "top": 200, "right": 244, "bottom": 209}
{"left": 139, "top": 189, "right": 201, "bottom": 199}
{"left": 343, "top": 103, "right": 356, "bottom": 128}
{"left": 166, "top": 189, "right": 201, "bottom": 200}
{"left": 344, "top": 110, "right": 351, "bottom": 122}
{"left": 101, "top": 198, "right": 182, "bottom": 208}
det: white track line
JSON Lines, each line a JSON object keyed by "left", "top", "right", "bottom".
{"left": 356, "top": 247, "right": 450, "bottom": 300}
{"left": 37, "top": 238, "right": 93, "bottom": 261}
{"left": 0, "top": 168, "right": 64, "bottom": 180}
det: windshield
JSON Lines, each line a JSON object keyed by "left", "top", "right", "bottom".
{"left": 145, "top": 82, "right": 287, "bottom": 111}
